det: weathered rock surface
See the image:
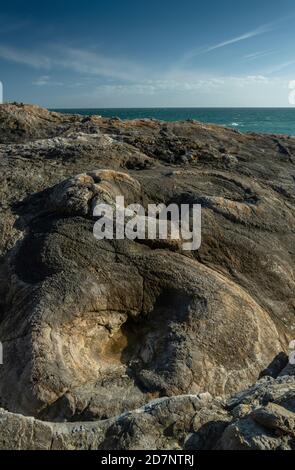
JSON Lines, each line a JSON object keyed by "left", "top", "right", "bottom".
{"left": 0, "top": 103, "right": 295, "bottom": 449}
{"left": 0, "top": 368, "right": 294, "bottom": 450}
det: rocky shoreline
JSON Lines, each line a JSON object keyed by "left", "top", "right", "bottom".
{"left": 0, "top": 103, "right": 294, "bottom": 449}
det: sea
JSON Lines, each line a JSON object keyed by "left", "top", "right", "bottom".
{"left": 53, "top": 107, "right": 295, "bottom": 136}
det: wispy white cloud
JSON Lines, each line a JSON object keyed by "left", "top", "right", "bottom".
{"left": 89, "top": 75, "right": 281, "bottom": 97}
{"left": 0, "top": 36, "right": 292, "bottom": 106}
{"left": 267, "top": 59, "right": 295, "bottom": 74}
{"left": 58, "top": 47, "right": 145, "bottom": 81}
{"left": 47, "top": 73, "right": 289, "bottom": 107}
{"left": 0, "top": 44, "right": 146, "bottom": 82}
{"left": 243, "top": 50, "right": 275, "bottom": 61}
{"left": 33, "top": 75, "right": 63, "bottom": 86}
{"left": 182, "top": 22, "right": 275, "bottom": 62}
{"left": 33, "top": 75, "right": 51, "bottom": 86}
{"left": 0, "top": 45, "right": 51, "bottom": 68}
{"left": 204, "top": 24, "right": 272, "bottom": 53}
{"left": 94, "top": 78, "right": 224, "bottom": 95}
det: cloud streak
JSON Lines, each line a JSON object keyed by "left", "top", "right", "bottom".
{"left": 0, "top": 44, "right": 146, "bottom": 82}
{"left": 0, "top": 45, "right": 51, "bottom": 68}
{"left": 182, "top": 22, "right": 275, "bottom": 63}
{"left": 203, "top": 24, "right": 273, "bottom": 53}
{"left": 267, "top": 59, "right": 295, "bottom": 74}
{"left": 59, "top": 47, "right": 145, "bottom": 81}
{"left": 243, "top": 50, "right": 275, "bottom": 61}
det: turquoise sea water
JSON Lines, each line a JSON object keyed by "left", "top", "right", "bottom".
{"left": 54, "top": 108, "right": 295, "bottom": 136}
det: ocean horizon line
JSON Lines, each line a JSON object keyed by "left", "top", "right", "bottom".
{"left": 51, "top": 106, "right": 295, "bottom": 110}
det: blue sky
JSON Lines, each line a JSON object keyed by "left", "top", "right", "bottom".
{"left": 0, "top": 0, "right": 295, "bottom": 107}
